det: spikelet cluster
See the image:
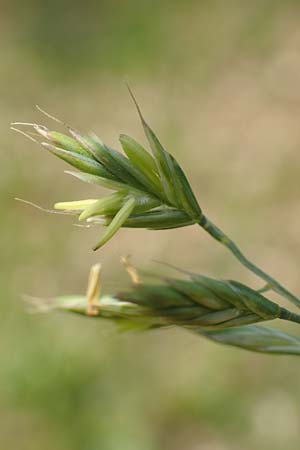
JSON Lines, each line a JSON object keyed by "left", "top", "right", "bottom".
{"left": 13, "top": 93, "right": 201, "bottom": 250}
{"left": 47, "top": 263, "right": 300, "bottom": 356}
{"left": 13, "top": 93, "right": 300, "bottom": 356}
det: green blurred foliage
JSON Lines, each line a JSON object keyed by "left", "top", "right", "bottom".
{"left": 2, "top": 0, "right": 300, "bottom": 449}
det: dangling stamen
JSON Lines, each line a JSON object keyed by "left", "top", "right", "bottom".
{"left": 86, "top": 263, "right": 102, "bottom": 316}
{"left": 121, "top": 255, "right": 141, "bottom": 285}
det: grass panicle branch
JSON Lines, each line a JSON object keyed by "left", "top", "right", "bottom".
{"left": 14, "top": 93, "right": 300, "bottom": 356}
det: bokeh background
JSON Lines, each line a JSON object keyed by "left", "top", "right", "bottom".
{"left": 2, "top": 1, "right": 300, "bottom": 449}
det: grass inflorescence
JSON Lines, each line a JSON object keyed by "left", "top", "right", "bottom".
{"left": 13, "top": 90, "right": 300, "bottom": 356}
{"left": 45, "top": 261, "right": 300, "bottom": 356}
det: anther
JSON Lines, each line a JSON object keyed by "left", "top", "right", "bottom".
{"left": 121, "top": 255, "right": 141, "bottom": 285}
{"left": 86, "top": 263, "right": 102, "bottom": 316}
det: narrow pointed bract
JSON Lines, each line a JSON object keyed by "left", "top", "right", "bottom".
{"left": 42, "top": 143, "right": 115, "bottom": 178}
{"left": 202, "top": 325, "right": 300, "bottom": 355}
{"left": 93, "top": 197, "right": 136, "bottom": 250}
{"left": 65, "top": 171, "right": 132, "bottom": 192}
{"left": 119, "top": 134, "right": 159, "bottom": 176}
{"left": 78, "top": 192, "right": 126, "bottom": 221}
{"left": 37, "top": 127, "right": 91, "bottom": 158}
{"left": 119, "top": 134, "right": 164, "bottom": 196}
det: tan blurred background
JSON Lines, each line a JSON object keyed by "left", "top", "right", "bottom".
{"left": 2, "top": 1, "right": 300, "bottom": 449}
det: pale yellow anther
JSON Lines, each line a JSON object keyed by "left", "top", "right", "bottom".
{"left": 120, "top": 255, "right": 141, "bottom": 285}
{"left": 86, "top": 263, "right": 102, "bottom": 316}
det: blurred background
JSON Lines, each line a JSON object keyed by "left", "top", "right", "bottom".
{"left": 2, "top": 1, "right": 300, "bottom": 449}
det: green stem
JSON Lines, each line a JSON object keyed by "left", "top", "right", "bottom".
{"left": 280, "top": 308, "right": 300, "bottom": 324}
{"left": 199, "top": 215, "right": 300, "bottom": 309}
{"left": 256, "top": 284, "right": 272, "bottom": 293}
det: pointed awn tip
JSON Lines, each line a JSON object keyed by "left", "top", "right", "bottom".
{"left": 35, "top": 105, "right": 65, "bottom": 125}
{"left": 152, "top": 259, "right": 196, "bottom": 276}
{"left": 14, "top": 197, "right": 76, "bottom": 216}
{"left": 22, "top": 294, "right": 54, "bottom": 314}
{"left": 10, "top": 127, "right": 40, "bottom": 145}
{"left": 11, "top": 121, "right": 45, "bottom": 127}
{"left": 125, "top": 82, "right": 145, "bottom": 124}
{"left": 36, "top": 105, "right": 78, "bottom": 137}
